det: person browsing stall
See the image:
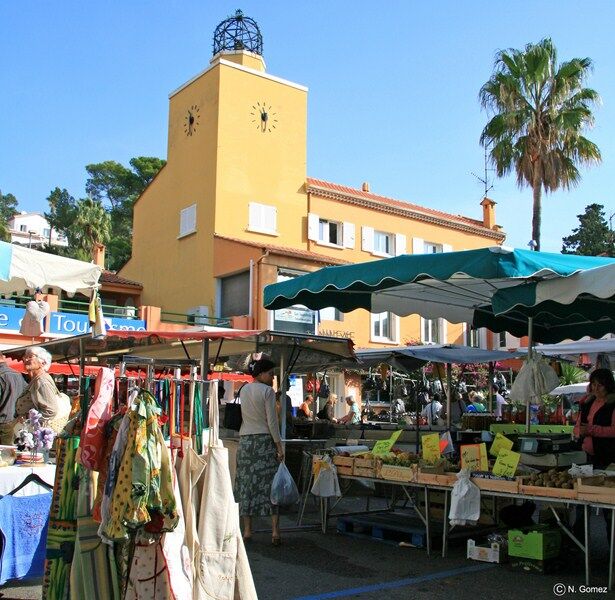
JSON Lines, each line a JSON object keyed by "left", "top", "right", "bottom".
{"left": 574, "top": 368, "right": 615, "bottom": 468}
{"left": 338, "top": 396, "right": 360, "bottom": 425}
{"left": 0, "top": 353, "right": 27, "bottom": 444}
{"left": 233, "top": 358, "right": 284, "bottom": 546}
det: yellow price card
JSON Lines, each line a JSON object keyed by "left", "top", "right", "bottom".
{"left": 421, "top": 433, "right": 441, "bottom": 464}
{"left": 492, "top": 449, "right": 521, "bottom": 478}
{"left": 372, "top": 429, "right": 403, "bottom": 456}
{"left": 489, "top": 433, "right": 514, "bottom": 457}
{"left": 460, "top": 443, "right": 489, "bottom": 471}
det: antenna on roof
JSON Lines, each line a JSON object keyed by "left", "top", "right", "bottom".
{"left": 471, "top": 144, "right": 494, "bottom": 198}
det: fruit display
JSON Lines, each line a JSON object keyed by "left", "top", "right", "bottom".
{"left": 526, "top": 468, "right": 574, "bottom": 489}
{"left": 381, "top": 452, "right": 418, "bottom": 467}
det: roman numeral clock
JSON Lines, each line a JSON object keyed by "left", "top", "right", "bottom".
{"left": 251, "top": 101, "right": 278, "bottom": 133}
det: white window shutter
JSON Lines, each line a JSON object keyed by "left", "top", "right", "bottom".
{"left": 412, "top": 237, "right": 424, "bottom": 254}
{"left": 343, "top": 222, "right": 355, "bottom": 248}
{"left": 308, "top": 213, "right": 319, "bottom": 241}
{"left": 394, "top": 233, "right": 407, "bottom": 256}
{"left": 269, "top": 206, "right": 278, "bottom": 233}
{"left": 443, "top": 243, "right": 453, "bottom": 253}
{"left": 362, "top": 226, "right": 374, "bottom": 252}
{"left": 248, "top": 203, "right": 258, "bottom": 230}
{"left": 180, "top": 204, "right": 196, "bottom": 237}
{"left": 441, "top": 319, "right": 448, "bottom": 344}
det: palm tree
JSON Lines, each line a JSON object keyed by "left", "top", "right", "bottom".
{"left": 70, "top": 198, "right": 111, "bottom": 261}
{"left": 479, "top": 38, "right": 601, "bottom": 251}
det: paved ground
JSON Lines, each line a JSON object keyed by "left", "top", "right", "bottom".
{"left": 1, "top": 500, "right": 612, "bottom": 599}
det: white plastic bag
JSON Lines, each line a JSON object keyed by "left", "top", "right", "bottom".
{"left": 271, "top": 462, "right": 299, "bottom": 506}
{"left": 311, "top": 457, "right": 341, "bottom": 498}
{"left": 449, "top": 469, "right": 481, "bottom": 526}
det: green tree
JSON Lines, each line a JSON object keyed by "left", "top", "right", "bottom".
{"left": 562, "top": 203, "right": 614, "bottom": 256}
{"left": 0, "top": 191, "right": 19, "bottom": 242}
{"left": 44, "top": 188, "right": 77, "bottom": 239}
{"left": 85, "top": 157, "right": 165, "bottom": 269}
{"left": 70, "top": 198, "right": 111, "bottom": 261}
{"left": 480, "top": 38, "right": 601, "bottom": 251}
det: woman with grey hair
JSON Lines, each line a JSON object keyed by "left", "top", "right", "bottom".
{"left": 14, "top": 346, "right": 70, "bottom": 433}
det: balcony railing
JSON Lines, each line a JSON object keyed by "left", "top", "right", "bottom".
{"left": 0, "top": 295, "right": 139, "bottom": 320}
{"left": 160, "top": 311, "right": 231, "bottom": 328}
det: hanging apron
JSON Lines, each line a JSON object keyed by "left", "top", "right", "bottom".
{"left": 195, "top": 382, "right": 257, "bottom": 600}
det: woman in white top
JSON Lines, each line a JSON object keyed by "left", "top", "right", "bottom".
{"left": 233, "top": 358, "right": 284, "bottom": 546}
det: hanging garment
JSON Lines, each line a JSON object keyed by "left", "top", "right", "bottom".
{"left": 195, "top": 382, "right": 257, "bottom": 600}
{"left": 79, "top": 367, "right": 116, "bottom": 471}
{"left": 0, "top": 492, "right": 51, "bottom": 585}
{"left": 93, "top": 412, "right": 124, "bottom": 522}
{"left": 70, "top": 468, "right": 121, "bottom": 600}
{"left": 42, "top": 435, "right": 81, "bottom": 600}
{"left": 125, "top": 538, "right": 172, "bottom": 600}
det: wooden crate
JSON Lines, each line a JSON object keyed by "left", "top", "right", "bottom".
{"left": 417, "top": 472, "right": 458, "bottom": 486}
{"left": 471, "top": 476, "right": 519, "bottom": 493}
{"left": 576, "top": 476, "right": 615, "bottom": 504}
{"left": 378, "top": 464, "right": 417, "bottom": 483}
{"left": 353, "top": 458, "right": 377, "bottom": 478}
{"left": 332, "top": 455, "right": 354, "bottom": 476}
{"left": 519, "top": 477, "right": 577, "bottom": 500}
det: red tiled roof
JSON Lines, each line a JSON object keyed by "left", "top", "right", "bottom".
{"left": 101, "top": 271, "right": 143, "bottom": 288}
{"left": 214, "top": 235, "right": 349, "bottom": 265}
{"left": 307, "top": 177, "right": 504, "bottom": 239}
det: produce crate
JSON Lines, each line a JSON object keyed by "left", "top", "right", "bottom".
{"left": 576, "top": 476, "right": 615, "bottom": 504}
{"left": 416, "top": 472, "right": 458, "bottom": 486}
{"left": 508, "top": 526, "right": 561, "bottom": 560}
{"left": 509, "top": 557, "right": 564, "bottom": 574}
{"left": 467, "top": 539, "right": 506, "bottom": 564}
{"left": 353, "top": 458, "right": 377, "bottom": 478}
{"left": 471, "top": 475, "right": 519, "bottom": 493}
{"left": 332, "top": 455, "right": 354, "bottom": 476}
{"left": 519, "top": 477, "right": 577, "bottom": 500}
{"left": 378, "top": 464, "right": 417, "bottom": 483}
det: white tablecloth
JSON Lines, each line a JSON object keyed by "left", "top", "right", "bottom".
{"left": 0, "top": 464, "right": 56, "bottom": 496}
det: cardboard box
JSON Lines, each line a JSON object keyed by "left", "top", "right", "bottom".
{"left": 467, "top": 539, "right": 506, "bottom": 563}
{"left": 508, "top": 526, "right": 561, "bottom": 560}
{"left": 378, "top": 464, "right": 417, "bottom": 483}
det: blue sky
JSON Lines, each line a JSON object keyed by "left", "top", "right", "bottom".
{"left": 1, "top": 0, "right": 614, "bottom": 252}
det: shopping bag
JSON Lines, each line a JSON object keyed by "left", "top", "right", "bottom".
{"left": 270, "top": 462, "right": 299, "bottom": 506}
{"left": 223, "top": 398, "right": 242, "bottom": 431}
{"left": 448, "top": 469, "right": 481, "bottom": 526}
{"left": 310, "top": 457, "right": 341, "bottom": 498}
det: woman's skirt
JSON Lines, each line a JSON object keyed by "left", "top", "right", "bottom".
{"left": 234, "top": 434, "right": 278, "bottom": 517}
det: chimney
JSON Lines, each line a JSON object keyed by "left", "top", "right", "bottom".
{"left": 92, "top": 243, "right": 106, "bottom": 268}
{"left": 361, "top": 182, "right": 370, "bottom": 192}
{"left": 480, "top": 197, "right": 497, "bottom": 229}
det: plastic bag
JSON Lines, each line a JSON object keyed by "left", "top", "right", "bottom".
{"left": 448, "top": 469, "right": 481, "bottom": 526}
{"left": 310, "top": 457, "right": 341, "bottom": 498}
{"left": 270, "top": 462, "right": 299, "bottom": 506}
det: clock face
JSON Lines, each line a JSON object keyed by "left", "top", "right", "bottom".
{"left": 184, "top": 105, "right": 200, "bottom": 136}
{"left": 251, "top": 101, "right": 277, "bottom": 133}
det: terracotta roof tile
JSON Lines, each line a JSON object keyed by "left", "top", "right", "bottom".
{"left": 307, "top": 177, "right": 500, "bottom": 234}
{"left": 214, "top": 235, "right": 349, "bottom": 265}
{"left": 101, "top": 271, "right": 143, "bottom": 288}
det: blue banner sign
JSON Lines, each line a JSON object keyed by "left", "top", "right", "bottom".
{"left": 48, "top": 312, "right": 146, "bottom": 336}
{"left": 0, "top": 306, "right": 26, "bottom": 332}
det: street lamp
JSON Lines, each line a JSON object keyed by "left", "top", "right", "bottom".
{"left": 28, "top": 230, "right": 36, "bottom": 249}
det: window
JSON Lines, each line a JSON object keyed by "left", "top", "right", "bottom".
{"left": 272, "top": 270, "right": 316, "bottom": 335}
{"left": 424, "top": 242, "right": 442, "bottom": 254}
{"left": 318, "top": 219, "right": 341, "bottom": 245}
{"left": 19, "top": 225, "right": 26, "bottom": 232}
{"left": 248, "top": 202, "right": 277, "bottom": 235}
{"left": 371, "top": 311, "right": 398, "bottom": 343}
{"left": 179, "top": 204, "right": 196, "bottom": 237}
{"left": 373, "top": 230, "right": 393, "bottom": 256}
{"left": 422, "top": 317, "right": 444, "bottom": 344}
{"left": 319, "top": 307, "right": 343, "bottom": 322}
{"left": 465, "top": 325, "right": 482, "bottom": 348}
{"left": 219, "top": 271, "right": 250, "bottom": 318}
{"left": 412, "top": 238, "right": 452, "bottom": 255}
{"left": 499, "top": 331, "right": 507, "bottom": 348}
{"left": 43, "top": 228, "right": 51, "bottom": 238}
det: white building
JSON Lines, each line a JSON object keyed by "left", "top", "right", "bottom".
{"left": 8, "top": 212, "right": 68, "bottom": 247}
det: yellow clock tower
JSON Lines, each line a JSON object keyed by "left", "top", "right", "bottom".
{"left": 122, "top": 10, "right": 308, "bottom": 316}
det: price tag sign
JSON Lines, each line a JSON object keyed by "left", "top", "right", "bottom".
{"left": 372, "top": 429, "right": 403, "bottom": 456}
{"left": 460, "top": 443, "right": 488, "bottom": 471}
{"left": 492, "top": 449, "right": 521, "bottom": 477}
{"left": 490, "top": 433, "right": 514, "bottom": 457}
{"left": 421, "top": 433, "right": 441, "bottom": 464}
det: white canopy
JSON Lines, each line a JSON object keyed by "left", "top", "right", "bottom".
{"left": 0, "top": 241, "right": 102, "bottom": 297}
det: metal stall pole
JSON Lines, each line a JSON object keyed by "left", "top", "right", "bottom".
{"left": 279, "top": 352, "right": 286, "bottom": 442}
{"left": 445, "top": 362, "right": 452, "bottom": 429}
{"left": 525, "top": 317, "right": 534, "bottom": 433}
{"left": 79, "top": 337, "right": 86, "bottom": 413}
{"left": 488, "top": 361, "right": 494, "bottom": 413}
{"left": 389, "top": 364, "right": 394, "bottom": 423}
{"left": 201, "top": 339, "right": 210, "bottom": 431}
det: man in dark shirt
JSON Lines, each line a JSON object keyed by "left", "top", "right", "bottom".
{"left": 0, "top": 353, "right": 27, "bottom": 444}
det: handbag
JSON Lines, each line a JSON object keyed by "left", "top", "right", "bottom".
{"left": 223, "top": 385, "right": 245, "bottom": 431}
{"left": 316, "top": 373, "right": 330, "bottom": 399}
